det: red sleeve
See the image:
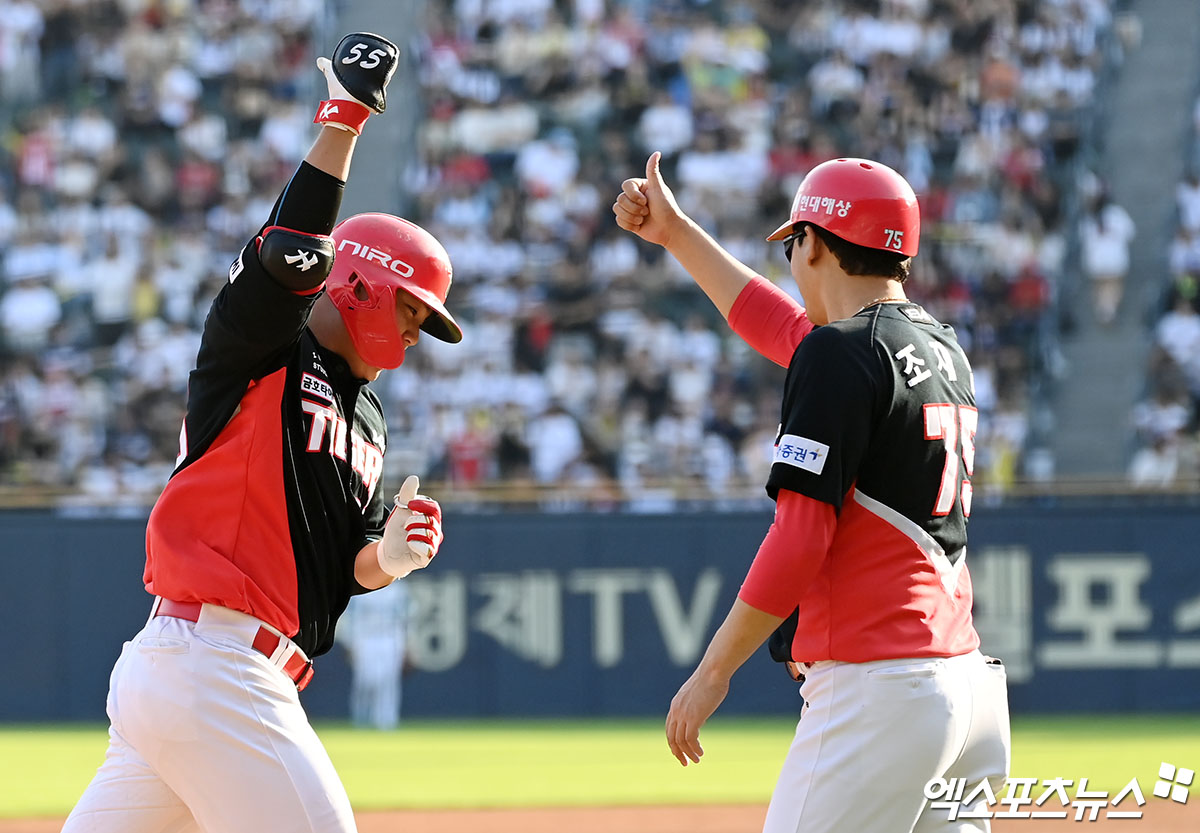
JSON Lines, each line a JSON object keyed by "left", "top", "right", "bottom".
{"left": 727, "top": 276, "right": 814, "bottom": 368}
{"left": 737, "top": 488, "right": 836, "bottom": 617}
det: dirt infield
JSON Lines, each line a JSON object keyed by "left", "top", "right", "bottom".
{"left": 4, "top": 801, "right": 1194, "bottom": 832}
{"left": 360, "top": 802, "right": 1197, "bottom": 832}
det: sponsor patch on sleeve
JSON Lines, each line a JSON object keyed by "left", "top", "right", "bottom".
{"left": 773, "top": 434, "right": 830, "bottom": 475}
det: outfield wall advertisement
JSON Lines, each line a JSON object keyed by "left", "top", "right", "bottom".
{"left": 1, "top": 505, "right": 1197, "bottom": 720}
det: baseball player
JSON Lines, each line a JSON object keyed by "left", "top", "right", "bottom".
{"left": 63, "top": 33, "right": 461, "bottom": 833}
{"left": 337, "top": 576, "right": 411, "bottom": 730}
{"left": 614, "top": 153, "right": 1011, "bottom": 832}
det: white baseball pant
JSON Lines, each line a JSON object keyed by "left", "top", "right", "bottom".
{"left": 62, "top": 603, "right": 356, "bottom": 833}
{"left": 763, "top": 649, "right": 1010, "bottom": 833}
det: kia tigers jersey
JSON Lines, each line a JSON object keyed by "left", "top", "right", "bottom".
{"left": 768, "top": 301, "right": 981, "bottom": 662}
{"left": 143, "top": 237, "right": 388, "bottom": 658}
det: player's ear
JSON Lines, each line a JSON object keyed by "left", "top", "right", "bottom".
{"left": 799, "top": 225, "right": 821, "bottom": 263}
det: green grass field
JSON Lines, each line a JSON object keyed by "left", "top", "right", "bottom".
{"left": 2, "top": 715, "right": 1198, "bottom": 818}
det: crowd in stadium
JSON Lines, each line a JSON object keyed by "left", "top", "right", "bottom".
{"left": 0, "top": 0, "right": 1129, "bottom": 506}
{"left": 1130, "top": 96, "right": 1200, "bottom": 487}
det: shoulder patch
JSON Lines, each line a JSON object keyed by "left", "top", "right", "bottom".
{"left": 774, "top": 434, "right": 830, "bottom": 475}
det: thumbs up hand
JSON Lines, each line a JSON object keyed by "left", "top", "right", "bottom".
{"left": 612, "top": 151, "right": 687, "bottom": 248}
{"left": 377, "top": 475, "right": 444, "bottom": 579}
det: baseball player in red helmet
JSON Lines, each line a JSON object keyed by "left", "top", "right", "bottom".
{"left": 63, "top": 33, "right": 461, "bottom": 833}
{"left": 614, "top": 153, "right": 1010, "bottom": 832}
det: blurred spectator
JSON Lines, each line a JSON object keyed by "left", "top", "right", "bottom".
{"left": 527, "top": 401, "right": 584, "bottom": 484}
{"left": 1079, "top": 186, "right": 1136, "bottom": 326}
{"left": 0, "top": 276, "right": 60, "bottom": 353}
{"left": 1176, "top": 171, "right": 1200, "bottom": 233}
{"left": 1128, "top": 378, "right": 1192, "bottom": 489}
{"left": 1155, "top": 292, "right": 1200, "bottom": 382}
{"left": 336, "top": 579, "right": 411, "bottom": 731}
{"left": 0, "top": 0, "right": 43, "bottom": 102}
{"left": 1137, "top": 80, "right": 1200, "bottom": 485}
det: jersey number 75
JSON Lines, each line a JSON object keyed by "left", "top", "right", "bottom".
{"left": 923, "top": 403, "right": 978, "bottom": 518}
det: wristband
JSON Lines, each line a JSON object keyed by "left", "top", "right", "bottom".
{"left": 314, "top": 99, "right": 372, "bottom": 135}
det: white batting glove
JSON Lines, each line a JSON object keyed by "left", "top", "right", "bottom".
{"left": 377, "top": 475, "right": 444, "bottom": 579}
{"left": 316, "top": 56, "right": 357, "bottom": 107}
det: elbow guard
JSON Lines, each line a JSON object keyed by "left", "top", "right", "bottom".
{"left": 256, "top": 225, "right": 336, "bottom": 293}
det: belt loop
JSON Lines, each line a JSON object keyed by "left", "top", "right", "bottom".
{"left": 270, "top": 637, "right": 290, "bottom": 666}
{"left": 296, "top": 662, "right": 315, "bottom": 691}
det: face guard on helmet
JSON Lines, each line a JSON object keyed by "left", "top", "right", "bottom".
{"left": 326, "top": 213, "right": 462, "bottom": 369}
{"left": 767, "top": 158, "right": 920, "bottom": 257}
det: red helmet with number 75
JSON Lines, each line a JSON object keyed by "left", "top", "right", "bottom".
{"left": 766, "top": 157, "right": 920, "bottom": 257}
{"left": 327, "top": 213, "right": 462, "bottom": 369}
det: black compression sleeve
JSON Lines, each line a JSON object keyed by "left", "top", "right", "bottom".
{"left": 263, "top": 161, "right": 345, "bottom": 236}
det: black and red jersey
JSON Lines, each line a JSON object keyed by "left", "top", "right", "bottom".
{"left": 738, "top": 296, "right": 980, "bottom": 663}
{"left": 769, "top": 301, "right": 976, "bottom": 548}
{"left": 143, "top": 237, "right": 388, "bottom": 658}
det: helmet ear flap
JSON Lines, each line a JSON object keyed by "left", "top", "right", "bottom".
{"left": 348, "top": 272, "right": 371, "bottom": 305}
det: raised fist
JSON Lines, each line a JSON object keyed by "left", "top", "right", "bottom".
{"left": 317, "top": 32, "right": 399, "bottom": 114}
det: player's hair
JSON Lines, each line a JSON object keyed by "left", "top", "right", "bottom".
{"left": 809, "top": 224, "right": 912, "bottom": 282}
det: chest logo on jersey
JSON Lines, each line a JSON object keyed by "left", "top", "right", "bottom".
{"left": 300, "top": 372, "right": 334, "bottom": 403}
{"left": 774, "top": 434, "right": 829, "bottom": 475}
{"left": 301, "top": 399, "right": 384, "bottom": 499}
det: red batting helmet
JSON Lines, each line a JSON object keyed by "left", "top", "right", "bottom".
{"left": 327, "top": 213, "right": 462, "bottom": 369}
{"left": 766, "top": 158, "right": 920, "bottom": 257}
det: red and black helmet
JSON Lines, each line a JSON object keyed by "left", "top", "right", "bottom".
{"left": 327, "top": 213, "right": 462, "bottom": 369}
{"left": 766, "top": 158, "right": 920, "bottom": 257}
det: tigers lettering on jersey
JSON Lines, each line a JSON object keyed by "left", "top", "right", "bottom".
{"left": 301, "top": 399, "right": 383, "bottom": 499}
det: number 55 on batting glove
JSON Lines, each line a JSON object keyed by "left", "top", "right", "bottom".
{"left": 314, "top": 32, "right": 399, "bottom": 135}
{"left": 377, "top": 475, "right": 444, "bottom": 579}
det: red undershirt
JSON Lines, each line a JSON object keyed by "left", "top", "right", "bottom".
{"left": 728, "top": 276, "right": 830, "bottom": 613}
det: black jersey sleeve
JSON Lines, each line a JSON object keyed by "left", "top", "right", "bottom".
{"left": 261, "top": 161, "right": 345, "bottom": 237}
{"left": 197, "top": 247, "right": 320, "bottom": 380}
{"left": 349, "top": 494, "right": 389, "bottom": 598}
{"left": 194, "top": 160, "right": 347, "bottom": 382}
{"left": 766, "top": 323, "right": 881, "bottom": 511}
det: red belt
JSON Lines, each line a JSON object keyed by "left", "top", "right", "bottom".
{"left": 154, "top": 599, "right": 314, "bottom": 691}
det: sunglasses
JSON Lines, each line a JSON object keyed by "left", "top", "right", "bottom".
{"left": 782, "top": 227, "right": 807, "bottom": 263}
